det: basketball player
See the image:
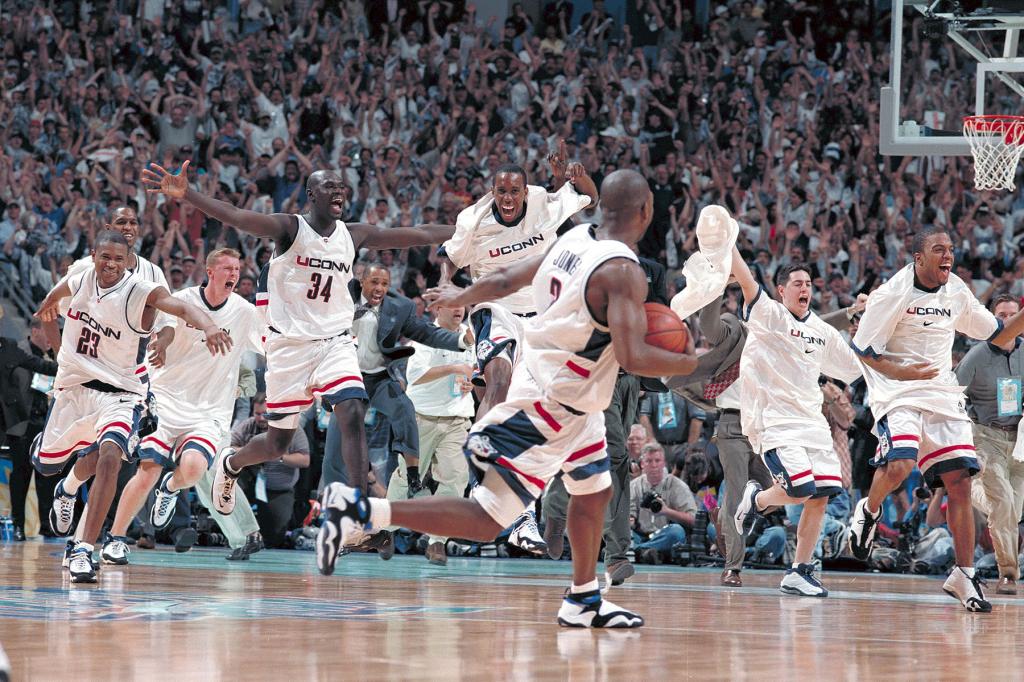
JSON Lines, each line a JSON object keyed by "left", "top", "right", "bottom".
{"left": 99, "top": 248, "right": 264, "bottom": 564}
{"left": 318, "top": 170, "right": 697, "bottom": 627}
{"left": 847, "top": 226, "right": 1024, "bottom": 612}
{"left": 33, "top": 230, "right": 231, "bottom": 583}
{"left": 38, "top": 205, "right": 175, "bottom": 561}
{"left": 728, "top": 250, "right": 864, "bottom": 597}
{"left": 439, "top": 142, "right": 597, "bottom": 554}
{"left": 141, "top": 162, "right": 455, "bottom": 543}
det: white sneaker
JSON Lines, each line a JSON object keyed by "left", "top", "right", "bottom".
{"left": 508, "top": 510, "right": 548, "bottom": 556}
{"left": 101, "top": 534, "right": 130, "bottom": 565}
{"left": 557, "top": 590, "right": 644, "bottom": 628}
{"left": 847, "top": 497, "right": 881, "bottom": 561}
{"left": 50, "top": 479, "right": 78, "bottom": 535}
{"left": 211, "top": 448, "right": 239, "bottom": 515}
{"left": 316, "top": 483, "right": 371, "bottom": 576}
{"left": 733, "top": 480, "right": 763, "bottom": 536}
{"left": 779, "top": 563, "right": 828, "bottom": 597}
{"left": 943, "top": 567, "right": 992, "bottom": 613}
{"left": 68, "top": 543, "right": 97, "bottom": 583}
{"left": 151, "top": 471, "right": 180, "bottom": 530}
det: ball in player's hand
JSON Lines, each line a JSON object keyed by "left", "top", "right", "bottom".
{"left": 644, "top": 302, "right": 689, "bottom": 353}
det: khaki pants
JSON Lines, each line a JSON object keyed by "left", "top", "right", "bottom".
{"left": 973, "top": 423, "right": 1024, "bottom": 580}
{"left": 387, "top": 413, "right": 471, "bottom": 544}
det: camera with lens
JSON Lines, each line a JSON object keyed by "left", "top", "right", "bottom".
{"left": 640, "top": 490, "right": 664, "bottom": 514}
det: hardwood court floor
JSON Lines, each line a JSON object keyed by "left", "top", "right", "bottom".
{"left": 2, "top": 540, "right": 1023, "bottom": 681}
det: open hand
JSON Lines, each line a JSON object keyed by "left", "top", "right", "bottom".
{"left": 203, "top": 326, "right": 233, "bottom": 355}
{"left": 423, "top": 283, "right": 466, "bottom": 310}
{"left": 142, "top": 160, "right": 191, "bottom": 199}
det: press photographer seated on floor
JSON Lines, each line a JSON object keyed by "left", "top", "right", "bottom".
{"left": 629, "top": 442, "right": 698, "bottom": 564}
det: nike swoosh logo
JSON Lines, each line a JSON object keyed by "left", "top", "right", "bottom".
{"left": 804, "top": 349, "right": 814, "bottom": 354}
{"left": 923, "top": 322, "right": 933, "bottom": 327}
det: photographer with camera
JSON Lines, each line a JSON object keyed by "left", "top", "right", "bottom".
{"left": 629, "top": 442, "right": 697, "bottom": 564}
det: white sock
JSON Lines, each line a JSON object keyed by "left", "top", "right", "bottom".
{"left": 62, "top": 468, "right": 89, "bottom": 495}
{"left": 960, "top": 566, "right": 976, "bottom": 578}
{"left": 224, "top": 453, "right": 241, "bottom": 476}
{"left": 570, "top": 579, "right": 600, "bottom": 594}
{"left": 368, "top": 498, "right": 392, "bottom": 529}
{"left": 865, "top": 502, "right": 880, "bottom": 517}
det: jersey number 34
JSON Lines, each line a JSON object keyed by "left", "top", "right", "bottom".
{"left": 307, "top": 273, "right": 334, "bottom": 302}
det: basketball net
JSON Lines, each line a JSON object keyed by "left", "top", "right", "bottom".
{"left": 964, "top": 115, "right": 1024, "bottom": 191}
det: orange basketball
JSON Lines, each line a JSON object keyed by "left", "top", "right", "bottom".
{"left": 644, "top": 302, "right": 689, "bottom": 353}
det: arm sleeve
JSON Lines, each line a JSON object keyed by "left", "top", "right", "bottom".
{"left": 822, "top": 325, "right": 864, "bottom": 384}
{"left": 851, "top": 288, "right": 901, "bottom": 359}
{"left": 955, "top": 291, "right": 1000, "bottom": 341}
{"left": 442, "top": 194, "right": 492, "bottom": 269}
{"left": 741, "top": 286, "right": 784, "bottom": 331}
{"left": 405, "top": 342, "right": 432, "bottom": 386}
{"left": 954, "top": 344, "right": 980, "bottom": 387}
{"left": 288, "top": 427, "right": 310, "bottom": 455}
{"left": 401, "top": 310, "right": 461, "bottom": 350}
{"left": 544, "top": 182, "right": 592, "bottom": 226}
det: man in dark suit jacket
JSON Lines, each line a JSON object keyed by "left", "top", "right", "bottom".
{"left": 666, "top": 286, "right": 865, "bottom": 586}
{"left": 1, "top": 319, "right": 58, "bottom": 540}
{"left": 323, "top": 263, "right": 470, "bottom": 556}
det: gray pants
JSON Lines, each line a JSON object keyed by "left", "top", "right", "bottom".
{"left": 542, "top": 373, "right": 640, "bottom": 563}
{"left": 717, "top": 410, "right": 772, "bottom": 571}
{"left": 195, "top": 466, "right": 260, "bottom": 549}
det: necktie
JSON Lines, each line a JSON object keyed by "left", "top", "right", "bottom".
{"left": 703, "top": 361, "right": 740, "bottom": 400}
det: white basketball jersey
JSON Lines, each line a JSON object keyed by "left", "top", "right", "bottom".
{"left": 443, "top": 184, "right": 591, "bottom": 314}
{"left": 56, "top": 268, "right": 160, "bottom": 395}
{"left": 63, "top": 252, "right": 175, "bottom": 331}
{"left": 263, "top": 215, "right": 356, "bottom": 340}
{"left": 150, "top": 287, "right": 265, "bottom": 425}
{"left": 523, "top": 224, "right": 638, "bottom": 413}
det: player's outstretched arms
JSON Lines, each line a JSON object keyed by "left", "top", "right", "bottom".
{"left": 859, "top": 355, "right": 939, "bottom": 381}
{"left": 597, "top": 259, "right": 697, "bottom": 378}
{"left": 142, "top": 160, "right": 293, "bottom": 241}
{"left": 350, "top": 222, "right": 456, "bottom": 251}
{"left": 146, "top": 287, "right": 232, "bottom": 355}
{"left": 424, "top": 253, "right": 546, "bottom": 310}
{"left": 34, "top": 280, "right": 73, "bottom": 322}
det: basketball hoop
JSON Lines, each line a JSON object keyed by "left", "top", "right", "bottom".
{"left": 963, "top": 115, "right": 1024, "bottom": 191}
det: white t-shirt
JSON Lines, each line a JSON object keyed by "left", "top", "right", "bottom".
{"left": 442, "top": 183, "right": 590, "bottom": 315}
{"left": 739, "top": 287, "right": 862, "bottom": 453}
{"left": 405, "top": 325, "right": 476, "bottom": 418}
{"left": 852, "top": 264, "right": 1000, "bottom": 421}
{"left": 150, "top": 287, "right": 264, "bottom": 426}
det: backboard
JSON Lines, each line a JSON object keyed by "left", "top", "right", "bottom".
{"left": 881, "top": 0, "right": 1024, "bottom": 156}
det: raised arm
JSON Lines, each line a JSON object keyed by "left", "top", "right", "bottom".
{"left": 729, "top": 245, "right": 761, "bottom": 308}
{"left": 595, "top": 259, "right": 697, "bottom": 378}
{"left": 423, "top": 253, "right": 547, "bottom": 309}
{"left": 34, "top": 280, "right": 74, "bottom": 322}
{"left": 991, "top": 307, "right": 1024, "bottom": 347}
{"left": 146, "top": 287, "right": 232, "bottom": 355}
{"left": 141, "top": 160, "right": 293, "bottom": 241}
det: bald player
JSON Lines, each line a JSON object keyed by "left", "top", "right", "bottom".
{"left": 143, "top": 162, "right": 455, "bottom": 560}
{"left": 318, "top": 170, "right": 698, "bottom": 628}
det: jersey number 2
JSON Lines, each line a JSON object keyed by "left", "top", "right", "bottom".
{"left": 550, "top": 277, "right": 562, "bottom": 303}
{"left": 75, "top": 328, "right": 100, "bottom": 358}
{"left": 307, "top": 273, "right": 334, "bottom": 302}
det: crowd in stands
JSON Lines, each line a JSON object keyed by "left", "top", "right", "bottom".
{"left": 0, "top": 0, "right": 1019, "bottom": 574}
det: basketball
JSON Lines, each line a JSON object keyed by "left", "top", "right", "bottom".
{"left": 644, "top": 302, "right": 689, "bottom": 353}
